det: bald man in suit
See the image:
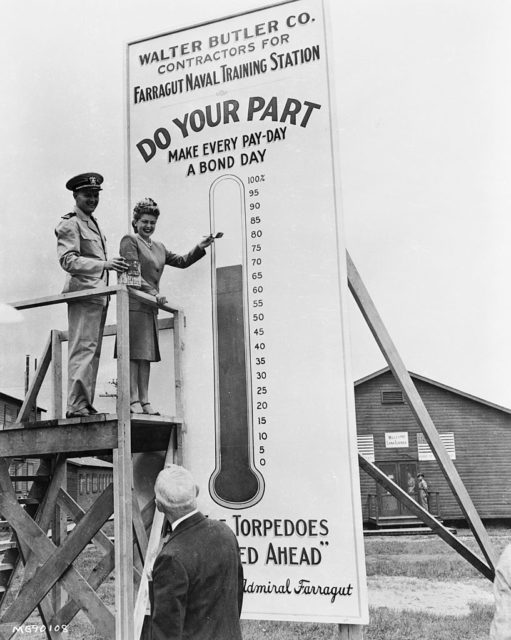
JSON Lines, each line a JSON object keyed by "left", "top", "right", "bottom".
{"left": 150, "top": 465, "right": 244, "bottom": 640}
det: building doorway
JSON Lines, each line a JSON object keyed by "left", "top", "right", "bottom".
{"left": 376, "top": 460, "right": 418, "bottom": 517}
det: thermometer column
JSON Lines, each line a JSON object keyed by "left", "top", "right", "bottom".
{"left": 208, "top": 175, "right": 265, "bottom": 509}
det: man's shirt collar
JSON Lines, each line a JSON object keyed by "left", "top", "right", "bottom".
{"left": 171, "top": 509, "right": 198, "bottom": 532}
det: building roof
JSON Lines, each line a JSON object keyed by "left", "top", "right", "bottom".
{"left": 354, "top": 366, "right": 511, "bottom": 416}
{"left": 0, "top": 391, "right": 46, "bottom": 413}
{"left": 67, "top": 457, "right": 113, "bottom": 469}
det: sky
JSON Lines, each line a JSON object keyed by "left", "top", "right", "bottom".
{"left": 1, "top": 0, "right": 511, "bottom": 412}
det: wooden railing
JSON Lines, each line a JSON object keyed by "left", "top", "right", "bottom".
{"left": 367, "top": 490, "right": 441, "bottom": 524}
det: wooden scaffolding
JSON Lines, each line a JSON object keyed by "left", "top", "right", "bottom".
{"left": 0, "top": 286, "right": 183, "bottom": 640}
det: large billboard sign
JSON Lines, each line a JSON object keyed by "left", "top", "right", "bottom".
{"left": 127, "top": 0, "right": 368, "bottom": 624}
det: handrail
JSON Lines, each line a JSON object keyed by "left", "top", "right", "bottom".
{"left": 8, "top": 286, "right": 182, "bottom": 316}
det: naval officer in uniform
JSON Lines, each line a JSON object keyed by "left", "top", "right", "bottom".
{"left": 55, "top": 172, "right": 127, "bottom": 418}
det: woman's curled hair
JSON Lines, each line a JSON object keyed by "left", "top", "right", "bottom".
{"left": 132, "top": 197, "right": 160, "bottom": 231}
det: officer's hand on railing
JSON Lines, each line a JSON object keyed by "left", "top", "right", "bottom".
{"left": 106, "top": 257, "right": 129, "bottom": 272}
{"left": 156, "top": 294, "right": 168, "bottom": 306}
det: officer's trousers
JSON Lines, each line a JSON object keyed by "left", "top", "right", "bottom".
{"left": 67, "top": 300, "right": 107, "bottom": 414}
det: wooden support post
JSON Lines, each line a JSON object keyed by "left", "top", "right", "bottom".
{"left": 50, "top": 330, "right": 63, "bottom": 420}
{"left": 134, "top": 444, "right": 175, "bottom": 640}
{"left": 172, "top": 310, "right": 185, "bottom": 424}
{"left": 338, "top": 624, "right": 364, "bottom": 639}
{"left": 49, "top": 316, "right": 65, "bottom": 616}
{"left": 114, "top": 287, "right": 134, "bottom": 640}
{"left": 347, "top": 251, "right": 497, "bottom": 570}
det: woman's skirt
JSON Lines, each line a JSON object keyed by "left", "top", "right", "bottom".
{"left": 114, "top": 307, "right": 161, "bottom": 362}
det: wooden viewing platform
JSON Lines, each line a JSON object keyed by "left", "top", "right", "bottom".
{"left": 0, "top": 286, "right": 184, "bottom": 640}
{"left": 1, "top": 414, "right": 181, "bottom": 458}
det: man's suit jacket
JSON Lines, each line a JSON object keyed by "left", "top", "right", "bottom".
{"left": 55, "top": 208, "right": 108, "bottom": 304}
{"left": 150, "top": 512, "right": 244, "bottom": 640}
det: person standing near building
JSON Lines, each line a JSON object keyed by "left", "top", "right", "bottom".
{"left": 151, "top": 464, "right": 244, "bottom": 640}
{"left": 417, "top": 472, "right": 429, "bottom": 510}
{"left": 56, "top": 172, "right": 127, "bottom": 418}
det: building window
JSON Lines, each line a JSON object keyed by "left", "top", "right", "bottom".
{"left": 86, "top": 474, "right": 91, "bottom": 494}
{"left": 357, "top": 435, "right": 375, "bottom": 462}
{"left": 381, "top": 389, "right": 404, "bottom": 404}
{"left": 417, "top": 432, "right": 456, "bottom": 460}
{"left": 92, "top": 474, "right": 98, "bottom": 493}
{"left": 79, "top": 474, "right": 86, "bottom": 495}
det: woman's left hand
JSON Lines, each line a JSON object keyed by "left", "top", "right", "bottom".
{"left": 156, "top": 294, "right": 168, "bottom": 306}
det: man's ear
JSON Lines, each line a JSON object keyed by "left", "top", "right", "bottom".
{"left": 155, "top": 498, "right": 163, "bottom": 512}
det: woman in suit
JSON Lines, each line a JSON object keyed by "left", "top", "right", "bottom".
{"left": 120, "top": 198, "right": 213, "bottom": 414}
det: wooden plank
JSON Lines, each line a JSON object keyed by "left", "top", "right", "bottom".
{"left": 338, "top": 625, "right": 364, "bottom": 639}
{"left": 132, "top": 494, "right": 149, "bottom": 563}
{"left": 173, "top": 310, "right": 185, "bottom": 424}
{"left": 58, "top": 316, "right": 174, "bottom": 342}
{"left": 50, "top": 330, "right": 63, "bottom": 420}
{"left": 51, "top": 462, "right": 67, "bottom": 615}
{"left": 50, "top": 547, "right": 115, "bottom": 628}
{"left": 57, "top": 488, "right": 113, "bottom": 555}
{"left": 128, "top": 289, "right": 183, "bottom": 315}
{"left": 19, "top": 413, "right": 116, "bottom": 428}
{"left": 0, "top": 421, "right": 118, "bottom": 457}
{"left": 134, "top": 444, "right": 175, "bottom": 640}
{"left": 0, "top": 485, "right": 114, "bottom": 635}
{"left": 15, "top": 336, "right": 52, "bottom": 423}
{"left": 358, "top": 454, "right": 494, "bottom": 580}
{"left": 347, "top": 251, "right": 498, "bottom": 571}
{"left": 114, "top": 288, "right": 134, "bottom": 640}
{"left": 9, "top": 285, "right": 122, "bottom": 311}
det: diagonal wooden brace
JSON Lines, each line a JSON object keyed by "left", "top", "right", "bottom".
{"left": 347, "top": 251, "right": 497, "bottom": 571}
{"left": 358, "top": 454, "right": 494, "bottom": 580}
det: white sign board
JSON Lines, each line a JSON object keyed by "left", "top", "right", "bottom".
{"left": 385, "top": 432, "right": 409, "bottom": 448}
{"left": 127, "top": 0, "right": 367, "bottom": 624}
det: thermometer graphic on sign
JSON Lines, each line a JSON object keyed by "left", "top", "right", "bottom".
{"left": 208, "top": 175, "right": 265, "bottom": 509}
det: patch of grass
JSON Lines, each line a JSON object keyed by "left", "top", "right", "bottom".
{"left": 365, "top": 602, "right": 494, "bottom": 640}
{"left": 241, "top": 620, "right": 339, "bottom": 639}
{"left": 364, "top": 532, "right": 505, "bottom": 581}
{"left": 366, "top": 554, "right": 483, "bottom": 580}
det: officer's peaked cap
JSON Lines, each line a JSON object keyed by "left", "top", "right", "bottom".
{"left": 66, "top": 172, "right": 104, "bottom": 191}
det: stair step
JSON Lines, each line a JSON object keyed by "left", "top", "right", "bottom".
{"left": 0, "top": 563, "right": 14, "bottom": 571}
{"left": 18, "top": 498, "right": 39, "bottom": 505}
{"left": 10, "top": 475, "right": 50, "bottom": 483}
{"left": 0, "top": 543, "right": 16, "bottom": 552}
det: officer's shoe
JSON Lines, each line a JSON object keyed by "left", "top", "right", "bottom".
{"left": 66, "top": 407, "right": 90, "bottom": 418}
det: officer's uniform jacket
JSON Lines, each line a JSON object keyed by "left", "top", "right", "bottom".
{"left": 55, "top": 206, "right": 108, "bottom": 304}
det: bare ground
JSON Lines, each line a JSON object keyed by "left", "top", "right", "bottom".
{"left": 368, "top": 576, "right": 494, "bottom": 616}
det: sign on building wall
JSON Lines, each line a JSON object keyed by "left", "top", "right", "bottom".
{"left": 385, "top": 432, "right": 409, "bottom": 448}
{"left": 127, "top": 0, "right": 367, "bottom": 624}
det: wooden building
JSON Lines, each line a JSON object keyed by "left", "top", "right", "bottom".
{"left": 0, "top": 391, "right": 45, "bottom": 429}
{"left": 0, "top": 391, "right": 45, "bottom": 501}
{"left": 356, "top": 368, "right": 511, "bottom": 526}
{"left": 67, "top": 457, "right": 114, "bottom": 511}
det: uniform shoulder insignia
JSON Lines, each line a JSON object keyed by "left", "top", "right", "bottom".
{"left": 61, "top": 212, "right": 76, "bottom": 219}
